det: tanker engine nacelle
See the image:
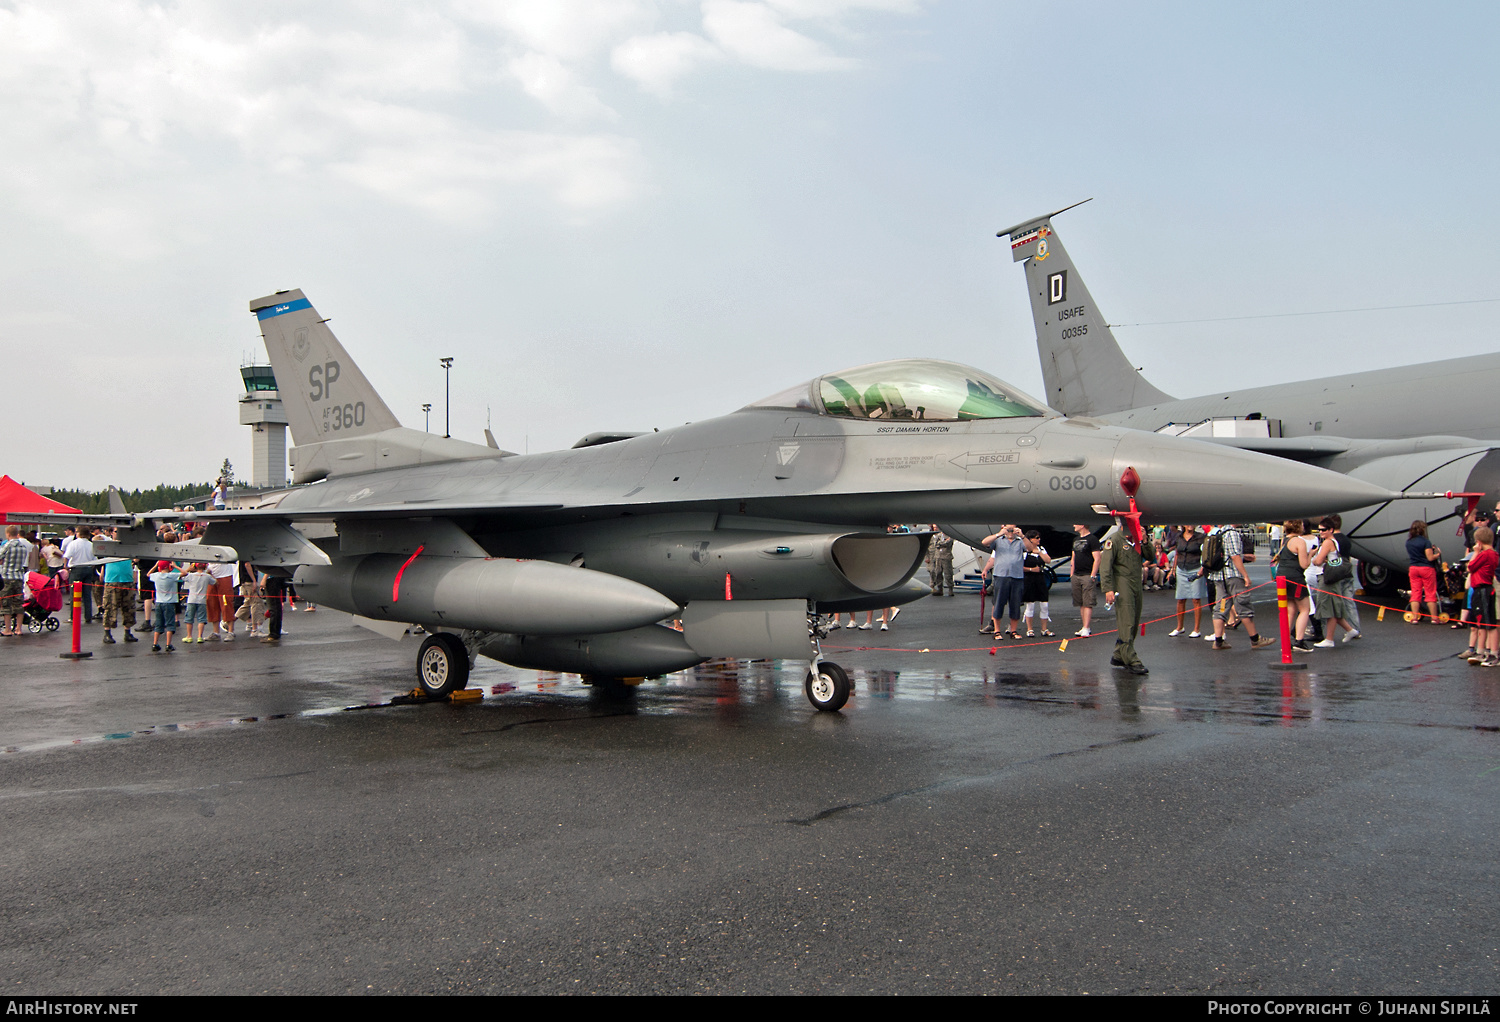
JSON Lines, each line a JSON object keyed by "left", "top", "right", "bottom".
{"left": 1336, "top": 445, "right": 1500, "bottom": 570}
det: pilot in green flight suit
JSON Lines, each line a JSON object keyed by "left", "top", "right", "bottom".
{"left": 1098, "top": 521, "right": 1148, "bottom": 675}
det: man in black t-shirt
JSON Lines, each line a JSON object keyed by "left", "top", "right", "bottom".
{"left": 1070, "top": 524, "right": 1103, "bottom": 637}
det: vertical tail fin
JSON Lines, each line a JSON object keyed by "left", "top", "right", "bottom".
{"left": 248, "top": 290, "right": 401, "bottom": 447}
{"left": 999, "top": 203, "right": 1173, "bottom": 416}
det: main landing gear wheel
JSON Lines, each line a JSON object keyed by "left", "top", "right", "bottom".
{"left": 416, "top": 633, "right": 470, "bottom": 698}
{"left": 805, "top": 661, "right": 850, "bottom": 712}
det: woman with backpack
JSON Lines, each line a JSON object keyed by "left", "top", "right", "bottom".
{"left": 1311, "top": 514, "right": 1361, "bottom": 645}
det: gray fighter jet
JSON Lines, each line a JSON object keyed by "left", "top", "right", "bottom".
{"left": 994, "top": 202, "right": 1500, "bottom": 589}
{"left": 42, "top": 290, "right": 1423, "bottom": 710}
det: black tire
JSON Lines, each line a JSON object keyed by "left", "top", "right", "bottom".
{"left": 588, "top": 676, "right": 637, "bottom": 700}
{"left": 45, "top": 617, "right": 59, "bottom": 632}
{"left": 804, "top": 661, "right": 850, "bottom": 712}
{"left": 27, "top": 618, "right": 42, "bottom": 634}
{"left": 416, "top": 633, "right": 470, "bottom": 698}
{"left": 1359, "top": 561, "right": 1402, "bottom": 596}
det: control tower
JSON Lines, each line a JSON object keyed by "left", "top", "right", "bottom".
{"left": 239, "top": 365, "right": 288, "bottom": 488}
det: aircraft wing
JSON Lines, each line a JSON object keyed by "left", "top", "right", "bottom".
{"left": 1191, "top": 436, "right": 1352, "bottom": 460}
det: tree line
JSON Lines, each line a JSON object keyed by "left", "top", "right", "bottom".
{"left": 47, "top": 483, "right": 222, "bottom": 515}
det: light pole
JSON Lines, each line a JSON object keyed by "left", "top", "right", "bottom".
{"left": 439, "top": 357, "right": 454, "bottom": 438}
{"left": 422, "top": 403, "right": 431, "bottom": 432}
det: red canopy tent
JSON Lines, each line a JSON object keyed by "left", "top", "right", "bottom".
{"left": 0, "top": 475, "right": 81, "bottom": 525}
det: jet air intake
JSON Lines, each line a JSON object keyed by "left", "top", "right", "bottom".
{"left": 294, "top": 555, "right": 680, "bottom": 635}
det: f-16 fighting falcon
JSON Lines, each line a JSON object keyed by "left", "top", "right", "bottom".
{"left": 995, "top": 201, "right": 1500, "bottom": 592}
{"left": 39, "top": 289, "right": 1424, "bottom": 711}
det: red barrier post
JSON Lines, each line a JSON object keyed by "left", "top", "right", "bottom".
{"left": 59, "top": 581, "right": 92, "bottom": 660}
{"left": 1270, "top": 575, "right": 1306, "bottom": 670}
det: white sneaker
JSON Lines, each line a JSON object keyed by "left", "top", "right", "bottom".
{"left": 1075, "top": 628, "right": 1090, "bottom": 637}
{"left": 879, "top": 623, "right": 889, "bottom": 631}
{"left": 1169, "top": 629, "right": 1183, "bottom": 637}
{"left": 223, "top": 631, "right": 235, "bottom": 641}
{"left": 1202, "top": 632, "right": 1216, "bottom": 641}
{"left": 1189, "top": 631, "right": 1201, "bottom": 638}
{"left": 1314, "top": 638, "right": 1337, "bottom": 648}
{"left": 1342, "top": 631, "right": 1361, "bottom": 643}
{"left": 858, "top": 623, "right": 872, "bottom": 630}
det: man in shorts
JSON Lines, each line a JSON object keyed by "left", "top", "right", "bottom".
{"left": 1208, "top": 524, "right": 1275, "bottom": 651}
{"left": 0, "top": 525, "right": 29, "bottom": 636}
{"left": 1069, "top": 523, "right": 1102, "bottom": 637}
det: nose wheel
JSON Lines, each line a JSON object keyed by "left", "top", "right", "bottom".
{"left": 804, "top": 661, "right": 850, "bottom": 712}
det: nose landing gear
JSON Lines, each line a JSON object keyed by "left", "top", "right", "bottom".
{"left": 804, "top": 660, "right": 850, "bottom": 712}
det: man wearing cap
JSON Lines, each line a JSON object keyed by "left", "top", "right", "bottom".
{"left": 1099, "top": 517, "right": 1148, "bottom": 675}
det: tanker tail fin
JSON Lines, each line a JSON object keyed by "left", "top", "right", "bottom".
{"left": 998, "top": 203, "right": 1173, "bottom": 416}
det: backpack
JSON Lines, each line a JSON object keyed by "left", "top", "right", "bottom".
{"left": 1201, "top": 531, "right": 1226, "bottom": 573}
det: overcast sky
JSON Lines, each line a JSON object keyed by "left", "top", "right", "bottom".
{"left": 4, "top": 1, "right": 1497, "bottom": 491}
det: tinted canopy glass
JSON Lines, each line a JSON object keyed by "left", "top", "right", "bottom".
{"left": 748, "top": 359, "right": 1049, "bottom": 421}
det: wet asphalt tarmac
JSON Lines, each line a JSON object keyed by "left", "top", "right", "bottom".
{"left": 1, "top": 577, "right": 1497, "bottom": 995}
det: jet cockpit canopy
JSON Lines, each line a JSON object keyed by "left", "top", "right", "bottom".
{"left": 746, "top": 359, "right": 1052, "bottom": 422}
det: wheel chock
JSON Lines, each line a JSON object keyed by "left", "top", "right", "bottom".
{"left": 449, "top": 688, "right": 482, "bottom": 702}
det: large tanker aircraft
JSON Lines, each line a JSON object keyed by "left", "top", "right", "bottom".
{"left": 38, "top": 290, "right": 1433, "bottom": 710}
{"left": 993, "top": 202, "right": 1500, "bottom": 590}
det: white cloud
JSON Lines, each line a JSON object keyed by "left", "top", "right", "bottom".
{"left": 0, "top": 0, "right": 918, "bottom": 252}
{"left": 454, "top": 0, "right": 656, "bottom": 61}
{"left": 327, "top": 105, "right": 643, "bottom": 219}
{"left": 763, "top": 0, "right": 921, "bottom": 19}
{"left": 611, "top": 31, "right": 723, "bottom": 95}
{"left": 701, "top": 0, "right": 854, "bottom": 71}
{"left": 508, "top": 50, "right": 619, "bottom": 119}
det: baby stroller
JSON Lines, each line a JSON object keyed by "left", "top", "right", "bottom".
{"left": 23, "top": 571, "right": 63, "bottom": 633}
{"left": 1440, "top": 559, "right": 1470, "bottom": 621}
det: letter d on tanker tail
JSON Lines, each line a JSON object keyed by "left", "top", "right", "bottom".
{"left": 249, "top": 289, "right": 400, "bottom": 447}
{"left": 998, "top": 201, "right": 1172, "bottom": 417}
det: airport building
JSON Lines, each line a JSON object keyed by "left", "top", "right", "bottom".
{"left": 239, "top": 364, "right": 288, "bottom": 489}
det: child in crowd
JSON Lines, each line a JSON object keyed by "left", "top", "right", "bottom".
{"left": 1463, "top": 527, "right": 1498, "bottom": 666}
{"left": 180, "top": 563, "right": 213, "bottom": 643}
{"left": 147, "top": 560, "right": 182, "bottom": 652}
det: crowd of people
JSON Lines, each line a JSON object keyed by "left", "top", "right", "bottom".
{"left": 6, "top": 504, "right": 1497, "bottom": 669}
{"left": 924, "top": 508, "right": 1493, "bottom": 674}
{"left": 0, "top": 521, "right": 312, "bottom": 650}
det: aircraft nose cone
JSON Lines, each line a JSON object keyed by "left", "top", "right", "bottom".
{"left": 1112, "top": 432, "right": 1400, "bottom": 523}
